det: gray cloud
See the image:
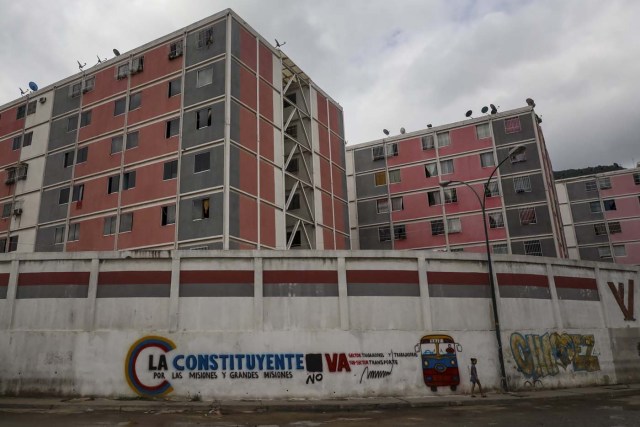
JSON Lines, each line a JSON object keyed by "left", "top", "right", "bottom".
{"left": 1, "top": 0, "right": 638, "bottom": 170}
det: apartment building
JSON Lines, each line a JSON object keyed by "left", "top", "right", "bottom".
{"left": 0, "top": 9, "right": 349, "bottom": 252}
{"left": 346, "top": 105, "right": 567, "bottom": 257}
{"left": 556, "top": 167, "right": 640, "bottom": 264}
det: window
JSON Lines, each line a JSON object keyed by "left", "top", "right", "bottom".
{"left": 504, "top": 117, "right": 521, "bottom": 133}
{"left": 54, "top": 226, "right": 65, "bottom": 244}
{"left": 286, "top": 125, "right": 298, "bottom": 138}
{"left": 169, "top": 41, "right": 183, "bottom": 59}
{"left": 63, "top": 151, "right": 74, "bottom": 168}
{"left": 83, "top": 76, "right": 95, "bottom": 93}
{"left": 194, "top": 152, "right": 210, "bottom": 173}
{"left": 437, "top": 132, "right": 450, "bottom": 148}
{"left": 421, "top": 135, "right": 434, "bottom": 150}
{"left": 288, "top": 192, "right": 300, "bottom": 210}
{"left": 0, "top": 238, "right": 5, "bottom": 253}
{"left": 372, "top": 143, "right": 398, "bottom": 160}
{"left": 168, "top": 78, "right": 181, "bottom": 97}
{"left": 6, "top": 168, "right": 16, "bottom": 183}
{"left": 8, "top": 235, "right": 18, "bottom": 252}
{"left": 378, "top": 226, "right": 391, "bottom": 242}
{"left": 524, "top": 240, "right": 542, "bottom": 256}
{"left": 440, "top": 159, "right": 454, "bottom": 175}
{"left": 394, "top": 225, "right": 407, "bottom": 240}
{"left": 114, "top": 98, "right": 126, "bottom": 116}
{"left": 16, "top": 105, "right": 26, "bottom": 119}
{"left": 166, "top": 118, "right": 180, "bottom": 138}
{"left": 597, "top": 246, "right": 612, "bottom": 259}
{"left": 489, "top": 212, "right": 504, "bottom": 228}
{"left": 513, "top": 176, "right": 532, "bottom": 193}
{"left": 107, "top": 175, "right": 120, "bottom": 194}
{"left": 58, "top": 187, "right": 70, "bottom": 204}
{"left": 117, "top": 63, "right": 129, "bottom": 79}
{"left": 450, "top": 248, "right": 464, "bottom": 253}
{"left": 103, "top": 216, "right": 117, "bottom": 235}
{"left": 16, "top": 164, "right": 27, "bottom": 180}
{"left": 12, "top": 136, "right": 21, "bottom": 151}
{"left": 493, "top": 243, "right": 508, "bottom": 254}
{"left": 425, "top": 162, "right": 438, "bottom": 178}
{"left": 286, "top": 158, "right": 299, "bottom": 173}
{"left": 480, "top": 152, "right": 495, "bottom": 168}
{"left": 161, "top": 205, "right": 176, "bottom": 226}
{"left": 427, "top": 190, "right": 441, "bottom": 206}
{"left": 485, "top": 181, "right": 500, "bottom": 197}
{"left": 589, "top": 201, "right": 602, "bottom": 213}
{"left": 391, "top": 196, "right": 404, "bottom": 211}
{"left": 374, "top": 171, "right": 387, "bottom": 186}
{"left": 131, "top": 56, "right": 144, "bottom": 74}
{"left": 126, "top": 131, "right": 139, "bottom": 149}
{"left": 476, "top": 123, "right": 490, "bottom": 139}
{"left": 608, "top": 221, "right": 621, "bottom": 234}
{"left": 444, "top": 188, "right": 457, "bottom": 203}
{"left": 594, "top": 223, "right": 607, "bottom": 235}
{"left": 22, "top": 132, "right": 33, "bottom": 147}
{"left": 431, "top": 219, "right": 445, "bottom": 235}
{"left": 196, "top": 67, "right": 214, "bottom": 87}
{"left": 613, "top": 245, "right": 626, "bottom": 257}
{"left": 196, "top": 107, "right": 212, "bottom": 129}
{"left": 120, "top": 212, "right": 133, "bottom": 232}
{"left": 68, "top": 223, "right": 80, "bottom": 241}
{"left": 598, "top": 177, "right": 611, "bottom": 189}
{"left": 192, "top": 198, "right": 210, "bottom": 220}
{"left": 585, "top": 181, "right": 598, "bottom": 192}
{"left": 76, "top": 147, "right": 88, "bottom": 164}
{"left": 376, "top": 198, "right": 389, "bottom": 214}
{"left": 510, "top": 151, "right": 527, "bottom": 163}
{"left": 67, "top": 116, "right": 78, "bottom": 132}
{"left": 197, "top": 27, "right": 214, "bottom": 48}
{"left": 447, "top": 218, "right": 461, "bottom": 233}
{"left": 123, "top": 171, "right": 136, "bottom": 190}
{"left": 634, "top": 173, "right": 640, "bottom": 185}
{"left": 2, "top": 203, "right": 12, "bottom": 218}
{"left": 388, "top": 169, "right": 401, "bottom": 184}
{"left": 70, "top": 82, "right": 82, "bottom": 98}
{"left": 27, "top": 100, "right": 37, "bottom": 115}
{"left": 72, "top": 184, "right": 84, "bottom": 202}
{"left": 519, "top": 207, "right": 537, "bottom": 225}
{"left": 163, "top": 160, "right": 178, "bottom": 180}
{"left": 111, "top": 136, "right": 123, "bottom": 154}
{"left": 603, "top": 199, "right": 617, "bottom": 211}
{"left": 287, "top": 230, "right": 302, "bottom": 247}
{"left": 128, "top": 92, "right": 142, "bottom": 111}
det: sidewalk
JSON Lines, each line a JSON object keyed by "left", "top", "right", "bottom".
{"left": 1, "top": 383, "right": 639, "bottom": 414}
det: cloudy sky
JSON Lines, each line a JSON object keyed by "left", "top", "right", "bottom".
{"left": 1, "top": 0, "right": 638, "bottom": 170}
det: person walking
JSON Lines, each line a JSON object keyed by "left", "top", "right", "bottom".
{"left": 470, "top": 358, "right": 486, "bottom": 397}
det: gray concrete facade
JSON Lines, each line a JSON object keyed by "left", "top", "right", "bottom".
{"left": 185, "top": 18, "right": 227, "bottom": 68}
{"left": 179, "top": 145, "right": 224, "bottom": 193}
{"left": 492, "top": 113, "right": 536, "bottom": 146}
{"left": 51, "top": 83, "right": 81, "bottom": 118}
{"left": 177, "top": 191, "right": 224, "bottom": 241}
{"left": 181, "top": 101, "right": 225, "bottom": 149}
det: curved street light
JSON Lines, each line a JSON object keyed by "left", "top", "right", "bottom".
{"left": 439, "top": 144, "right": 526, "bottom": 393}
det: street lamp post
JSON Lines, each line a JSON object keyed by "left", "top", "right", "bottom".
{"left": 439, "top": 144, "right": 526, "bottom": 393}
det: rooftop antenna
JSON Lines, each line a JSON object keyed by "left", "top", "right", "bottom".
{"left": 465, "top": 110, "right": 473, "bottom": 118}
{"left": 96, "top": 54, "right": 107, "bottom": 64}
{"left": 275, "top": 39, "right": 286, "bottom": 49}
{"left": 77, "top": 60, "right": 86, "bottom": 71}
{"left": 526, "top": 97, "right": 536, "bottom": 108}
{"left": 113, "top": 48, "right": 121, "bottom": 56}
{"left": 427, "top": 124, "right": 432, "bottom": 128}
{"left": 400, "top": 127, "right": 406, "bottom": 134}
{"left": 490, "top": 104, "right": 498, "bottom": 114}
{"left": 19, "top": 88, "right": 27, "bottom": 96}
{"left": 382, "top": 129, "right": 390, "bottom": 136}
{"left": 28, "top": 82, "right": 39, "bottom": 92}
{"left": 481, "top": 106, "right": 489, "bottom": 114}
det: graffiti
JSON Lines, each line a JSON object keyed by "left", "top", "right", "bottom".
{"left": 608, "top": 280, "right": 635, "bottom": 321}
{"left": 359, "top": 352, "right": 396, "bottom": 384}
{"left": 415, "top": 334, "right": 463, "bottom": 392}
{"left": 510, "top": 332, "right": 600, "bottom": 380}
{"left": 523, "top": 379, "right": 543, "bottom": 389}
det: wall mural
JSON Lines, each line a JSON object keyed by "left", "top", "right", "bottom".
{"left": 415, "top": 334, "right": 463, "bottom": 392}
{"left": 510, "top": 332, "right": 600, "bottom": 380}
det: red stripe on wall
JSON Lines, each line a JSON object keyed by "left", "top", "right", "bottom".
{"left": 264, "top": 270, "right": 338, "bottom": 284}
{"left": 347, "top": 270, "right": 418, "bottom": 284}
{"left": 497, "top": 273, "right": 549, "bottom": 288}
{"left": 18, "top": 272, "right": 90, "bottom": 286}
{"left": 427, "top": 271, "right": 489, "bottom": 286}
{"left": 554, "top": 276, "right": 598, "bottom": 290}
{"left": 180, "top": 270, "right": 254, "bottom": 284}
{"left": 0, "top": 273, "right": 10, "bottom": 286}
{"left": 98, "top": 271, "right": 171, "bottom": 285}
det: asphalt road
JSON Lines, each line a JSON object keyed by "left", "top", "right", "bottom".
{"left": 1, "top": 393, "right": 639, "bottom": 426}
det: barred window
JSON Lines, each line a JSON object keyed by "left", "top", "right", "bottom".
{"left": 504, "top": 117, "right": 521, "bottom": 134}
{"left": 585, "top": 181, "right": 598, "bottom": 192}
{"left": 594, "top": 223, "right": 607, "bottom": 235}
{"left": 513, "top": 176, "right": 532, "bottom": 193}
{"left": 447, "top": 218, "right": 461, "bottom": 233}
{"left": 608, "top": 221, "right": 621, "bottom": 234}
{"left": 394, "top": 225, "right": 406, "bottom": 240}
{"left": 431, "top": 219, "right": 445, "bottom": 235}
{"left": 421, "top": 135, "right": 434, "bottom": 150}
{"left": 488, "top": 212, "right": 504, "bottom": 228}
{"left": 493, "top": 243, "right": 508, "bottom": 254}
{"left": 523, "top": 240, "right": 542, "bottom": 256}
{"left": 519, "top": 207, "right": 537, "bottom": 225}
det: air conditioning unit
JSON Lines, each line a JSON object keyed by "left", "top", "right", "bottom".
{"left": 39, "top": 97, "right": 47, "bottom": 104}
{"left": 13, "top": 208, "right": 22, "bottom": 216}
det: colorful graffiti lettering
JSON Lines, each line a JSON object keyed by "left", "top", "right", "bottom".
{"left": 608, "top": 280, "right": 635, "bottom": 321}
{"left": 510, "top": 332, "right": 600, "bottom": 379}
